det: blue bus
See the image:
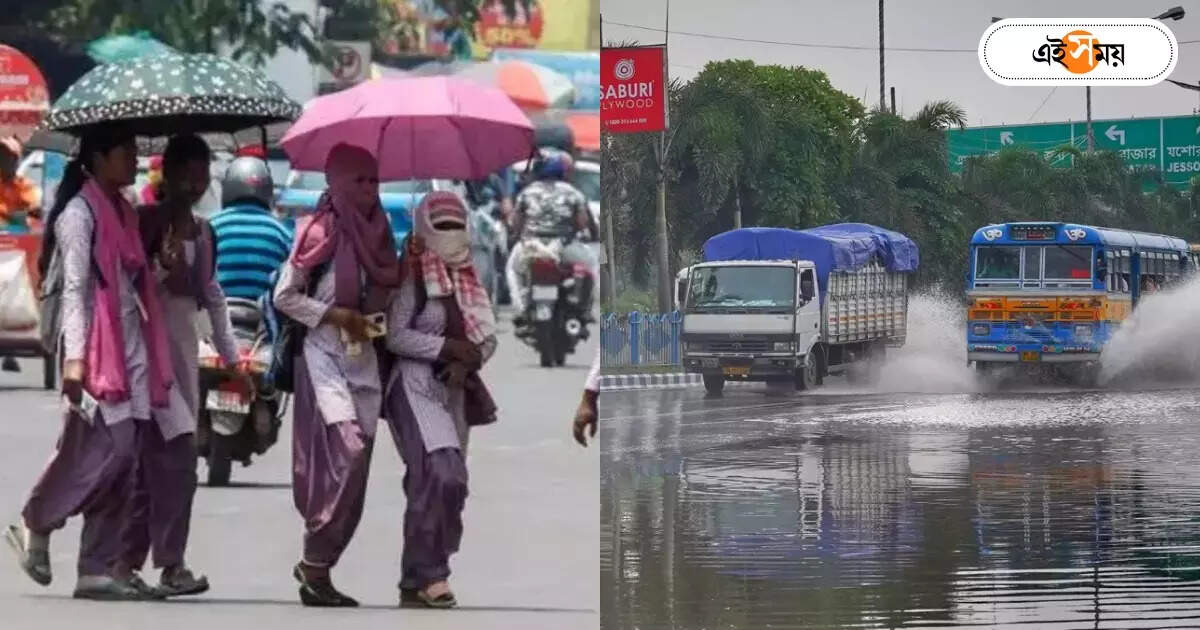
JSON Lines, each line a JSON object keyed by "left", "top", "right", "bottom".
{"left": 966, "top": 222, "right": 1191, "bottom": 376}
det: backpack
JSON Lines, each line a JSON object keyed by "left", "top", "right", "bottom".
{"left": 38, "top": 201, "right": 101, "bottom": 358}
{"left": 263, "top": 261, "right": 327, "bottom": 393}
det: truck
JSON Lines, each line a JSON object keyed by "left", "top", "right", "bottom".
{"left": 680, "top": 224, "right": 919, "bottom": 393}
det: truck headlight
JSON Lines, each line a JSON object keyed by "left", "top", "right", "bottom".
{"left": 971, "top": 324, "right": 990, "bottom": 336}
{"left": 773, "top": 342, "right": 793, "bottom": 352}
{"left": 1074, "top": 325, "right": 1093, "bottom": 340}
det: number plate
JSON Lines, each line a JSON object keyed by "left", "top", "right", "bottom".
{"left": 1020, "top": 351, "right": 1040, "bottom": 362}
{"left": 723, "top": 366, "right": 750, "bottom": 377}
{"left": 206, "top": 390, "right": 249, "bottom": 414}
{"left": 531, "top": 285, "right": 558, "bottom": 301}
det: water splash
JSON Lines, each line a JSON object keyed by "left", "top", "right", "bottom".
{"left": 873, "top": 289, "right": 982, "bottom": 393}
{"left": 1099, "top": 277, "right": 1200, "bottom": 386}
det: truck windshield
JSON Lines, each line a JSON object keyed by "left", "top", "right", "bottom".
{"left": 687, "top": 266, "right": 795, "bottom": 311}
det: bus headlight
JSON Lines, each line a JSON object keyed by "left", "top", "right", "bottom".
{"left": 773, "top": 342, "right": 794, "bottom": 352}
{"left": 1074, "top": 325, "right": 1093, "bottom": 340}
{"left": 971, "top": 324, "right": 990, "bottom": 336}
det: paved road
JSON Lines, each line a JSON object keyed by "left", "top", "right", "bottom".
{"left": 0, "top": 316, "right": 598, "bottom": 629}
{"left": 601, "top": 379, "right": 1200, "bottom": 629}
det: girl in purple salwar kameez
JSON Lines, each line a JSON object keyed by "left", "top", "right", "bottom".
{"left": 115, "top": 135, "right": 240, "bottom": 597}
{"left": 385, "top": 190, "right": 499, "bottom": 609}
{"left": 5, "top": 128, "right": 184, "bottom": 601}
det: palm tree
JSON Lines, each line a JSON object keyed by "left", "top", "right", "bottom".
{"left": 675, "top": 70, "right": 771, "bottom": 229}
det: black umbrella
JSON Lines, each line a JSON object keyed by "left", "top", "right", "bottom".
{"left": 27, "top": 52, "right": 300, "bottom": 154}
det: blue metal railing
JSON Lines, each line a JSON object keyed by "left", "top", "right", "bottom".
{"left": 600, "top": 311, "right": 683, "bottom": 368}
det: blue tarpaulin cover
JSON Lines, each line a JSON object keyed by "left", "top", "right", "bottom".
{"left": 702, "top": 223, "right": 920, "bottom": 292}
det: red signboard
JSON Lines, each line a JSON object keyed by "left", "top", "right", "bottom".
{"left": 0, "top": 45, "right": 49, "bottom": 141}
{"left": 601, "top": 46, "right": 665, "bottom": 134}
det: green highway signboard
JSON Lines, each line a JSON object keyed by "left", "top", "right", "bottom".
{"left": 947, "top": 114, "right": 1200, "bottom": 189}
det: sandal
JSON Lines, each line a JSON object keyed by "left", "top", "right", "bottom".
{"left": 293, "top": 562, "right": 358, "bottom": 608}
{"left": 158, "top": 566, "right": 209, "bottom": 597}
{"left": 74, "top": 574, "right": 162, "bottom": 601}
{"left": 5, "top": 523, "right": 51, "bottom": 586}
{"left": 400, "top": 584, "right": 457, "bottom": 609}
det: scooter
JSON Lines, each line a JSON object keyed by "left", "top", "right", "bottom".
{"left": 515, "top": 237, "right": 593, "bottom": 368}
{"left": 196, "top": 298, "right": 284, "bottom": 487}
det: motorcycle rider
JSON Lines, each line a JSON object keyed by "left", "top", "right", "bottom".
{"left": 208, "top": 156, "right": 293, "bottom": 303}
{"left": 202, "top": 157, "right": 292, "bottom": 461}
{"left": 507, "top": 149, "right": 598, "bottom": 329}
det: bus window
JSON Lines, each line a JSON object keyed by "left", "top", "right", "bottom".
{"left": 1105, "top": 250, "right": 1116, "bottom": 292}
{"left": 1022, "top": 247, "right": 1043, "bottom": 285}
{"left": 1044, "top": 245, "right": 1091, "bottom": 285}
{"left": 975, "top": 246, "right": 1021, "bottom": 285}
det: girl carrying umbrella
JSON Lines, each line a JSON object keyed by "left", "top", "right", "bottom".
{"left": 277, "top": 143, "right": 480, "bottom": 606}
{"left": 7, "top": 124, "right": 185, "bottom": 601}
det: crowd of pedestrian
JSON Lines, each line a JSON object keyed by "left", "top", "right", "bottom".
{"left": 4, "top": 125, "right": 601, "bottom": 608}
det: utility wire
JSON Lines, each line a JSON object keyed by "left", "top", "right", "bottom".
{"left": 605, "top": 19, "right": 1200, "bottom": 52}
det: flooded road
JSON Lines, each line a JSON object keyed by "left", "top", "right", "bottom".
{"left": 600, "top": 385, "right": 1200, "bottom": 629}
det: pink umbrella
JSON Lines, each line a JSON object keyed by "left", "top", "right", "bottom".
{"left": 281, "top": 76, "right": 534, "bottom": 180}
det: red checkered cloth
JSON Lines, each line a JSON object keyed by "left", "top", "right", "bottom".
{"left": 419, "top": 250, "right": 496, "bottom": 345}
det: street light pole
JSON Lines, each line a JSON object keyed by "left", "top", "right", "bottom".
{"left": 1086, "top": 87, "right": 1094, "bottom": 152}
{"left": 878, "top": 0, "right": 885, "bottom": 111}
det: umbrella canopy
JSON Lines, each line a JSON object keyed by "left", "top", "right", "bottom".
{"left": 454, "top": 60, "right": 575, "bottom": 111}
{"left": 87, "top": 32, "right": 177, "bottom": 64}
{"left": 567, "top": 113, "right": 599, "bottom": 153}
{"left": 281, "top": 76, "right": 534, "bottom": 181}
{"left": 27, "top": 120, "right": 294, "bottom": 157}
{"left": 38, "top": 53, "right": 300, "bottom": 138}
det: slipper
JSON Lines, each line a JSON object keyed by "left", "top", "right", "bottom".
{"left": 400, "top": 586, "right": 457, "bottom": 609}
{"left": 5, "top": 524, "right": 51, "bottom": 586}
{"left": 293, "top": 562, "right": 358, "bottom": 608}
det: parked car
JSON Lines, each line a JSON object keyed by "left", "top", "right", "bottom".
{"left": 275, "top": 171, "right": 467, "bottom": 250}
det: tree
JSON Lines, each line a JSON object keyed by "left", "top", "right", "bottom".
{"left": 29, "top": 0, "right": 327, "bottom": 67}
{"left": 604, "top": 59, "right": 1200, "bottom": 311}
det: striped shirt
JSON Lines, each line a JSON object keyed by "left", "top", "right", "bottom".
{"left": 209, "top": 203, "right": 293, "bottom": 301}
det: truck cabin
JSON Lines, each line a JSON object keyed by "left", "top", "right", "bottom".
{"left": 675, "top": 267, "right": 691, "bottom": 312}
{"left": 683, "top": 261, "right": 816, "bottom": 314}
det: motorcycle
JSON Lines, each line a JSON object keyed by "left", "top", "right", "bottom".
{"left": 515, "top": 237, "right": 593, "bottom": 368}
{"left": 196, "top": 298, "right": 284, "bottom": 487}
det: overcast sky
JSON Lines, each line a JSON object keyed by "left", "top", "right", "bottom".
{"left": 599, "top": 0, "right": 1200, "bottom": 127}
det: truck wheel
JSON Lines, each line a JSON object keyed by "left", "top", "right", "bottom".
{"left": 42, "top": 355, "right": 56, "bottom": 391}
{"left": 703, "top": 374, "right": 725, "bottom": 394}
{"left": 795, "top": 353, "right": 819, "bottom": 391}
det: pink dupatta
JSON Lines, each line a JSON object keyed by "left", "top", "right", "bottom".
{"left": 80, "top": 179, "right": 174, "bottom": 407}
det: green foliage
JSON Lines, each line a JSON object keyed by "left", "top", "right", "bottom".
{"left": 604, "top": 59, "right": 1200, "bottom": 303}
{"left": 32, "top": 0, "right": 327, "bottom": 67}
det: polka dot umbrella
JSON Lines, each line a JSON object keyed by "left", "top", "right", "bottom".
{"left": 26, "top": 52, "right": 301, "bottom": 154}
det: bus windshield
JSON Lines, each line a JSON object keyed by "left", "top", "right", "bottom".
{"left": 687, "top": 266, "right": 796, "bottom": 312}
{"left": 975, "top": 245, "right": 1092, "bottom": 287}
{"left": 976, "top": 247, "right": 1020, "bottom": 281}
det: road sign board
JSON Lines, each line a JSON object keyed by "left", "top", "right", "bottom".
{"left": 947, "top": 114, "right": 1200, "bottom": 189}
{"left": 948, "top": 123, "right": 1077, "bottom": 173}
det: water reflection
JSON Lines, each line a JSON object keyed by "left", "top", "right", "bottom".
{"left": 600, "top": 389, "right": 1200, "bottom": 629}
